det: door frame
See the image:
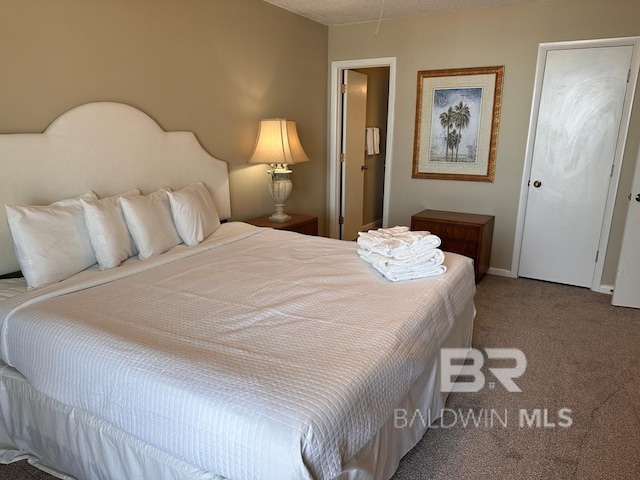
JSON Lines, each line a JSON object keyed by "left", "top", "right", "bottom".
{"left": 612, "top": 139, "right": 640, "bottom": 307}
{"left": 511, "top": 37, "right": 640, "bottom": 292}
{"left": 328, "top": 57, "right": 397, "bottom": 239}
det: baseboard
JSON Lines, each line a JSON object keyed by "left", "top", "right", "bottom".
{"left": 486, "top": 269, "right": 615, "bottom": 295}
{"left": 362, "top": 219, "right": 383, "bottom": 231}
{"left": 596, "top": 284, "right": 614, "bottom": 295}
{"left": 487, "top": 267, "right": 513, "bottom": 278}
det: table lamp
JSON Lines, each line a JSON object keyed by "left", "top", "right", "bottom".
{"left": 247, "top": 118, "right": 310, "bottom": 222}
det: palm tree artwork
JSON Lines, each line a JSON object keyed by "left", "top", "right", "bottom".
{"left": 452, "top": 101, "right": 470, "bottom": 161}
{"left": 439, "top": 107, "right": 453, "bottom": 161}
{"left": 429, "top": 87, "right": 482, "bottom": 164}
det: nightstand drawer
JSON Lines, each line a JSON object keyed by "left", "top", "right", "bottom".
{"left": 440, "top": 239, "right": 478, "bottom": 259}
{"left": 245, "top": 213, "right": 318, "bottom": 236}
{"left": 411, "top": 209, "right": 494, "bottom": 282}
{"left": 288, "top": 221, "right": 318, "bottom": 236}
{"left": 412, "top": 220, "right": 480, "bottom": 242}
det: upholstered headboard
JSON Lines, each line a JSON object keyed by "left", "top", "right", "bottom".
{"left": 0, "top": 102, "right": 231, "bottom": 276}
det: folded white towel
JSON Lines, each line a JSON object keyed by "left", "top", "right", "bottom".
{"left": 370, "top": 262, "right": 447, "bottom": 282}
{"left": 371, "top": 226, "right": 410, "bottom": 235}
{"left": 358, "top": 225, "right": 411, "bottom": 236}
{"left": 364, "top": 235, "right": 441, "bottom": 258}
{"left": 380, "top": 240, "right": 441, "bottom": 261}
{"left": 357, "top": 225, "right": 446, "bottom": 281}
{"left": 358, "top": 248, "right": 445, "bottom": 270}
{"left": 358, "top": 226, "right": 424, "bottom": 244}
{"left": 357, "top": 229, "right": 440, "bottom": 256}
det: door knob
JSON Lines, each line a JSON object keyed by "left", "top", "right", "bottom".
{"left": 636, "top": 193, "right": 640, "bottom": 202}
{"left": 361, "top": 165, "right": 368, "bottom": 171}
{"left": 533, "top": 180, "right": 542, "bottom": 188}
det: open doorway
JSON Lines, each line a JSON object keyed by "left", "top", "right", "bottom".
{"left": 329, "top": 58, "right": 397, "bottom": 239}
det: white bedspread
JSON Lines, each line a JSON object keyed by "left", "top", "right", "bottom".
{"left": 0, "top": 222, "right": 475, "bottom": 480}
{"left": 0, "top": 278, "right": 26, "bottom": 300}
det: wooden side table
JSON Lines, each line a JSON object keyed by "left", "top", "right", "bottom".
{"left": 411, "top": 209, "right": 494, "bottom": 282}
{"left": 244, "top": 213, "right": 318, "bottom": 236}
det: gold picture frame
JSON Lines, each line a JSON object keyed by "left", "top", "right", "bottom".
{"left": 412, "top": 65, "right": 504, "bottom": 182}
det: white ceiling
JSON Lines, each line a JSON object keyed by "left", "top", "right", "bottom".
{"left": 262, "top": 0, "right": 546, "bottom": 26}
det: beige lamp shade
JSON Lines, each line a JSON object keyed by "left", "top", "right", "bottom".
{"left": 247, "top": 119, "right": 310, "bottom": 166}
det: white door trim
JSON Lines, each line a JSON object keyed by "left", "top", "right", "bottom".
{"left": 511, "top": 37, "right": 640, "bottom": 291}
{"left": 328, "top": 57, "right": 397, "bottom": 239}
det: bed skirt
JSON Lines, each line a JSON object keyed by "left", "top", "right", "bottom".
{"left": 0, "top": 300, "right": 475, "bottom": 480}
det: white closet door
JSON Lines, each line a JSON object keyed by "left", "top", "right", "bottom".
{"left": 519, "top": 45, "right": 633, "bottom": 287}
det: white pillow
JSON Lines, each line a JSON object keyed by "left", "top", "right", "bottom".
{"left": 50, "top": 191, "right": 98, "bottom": 207}
{"left": 82, "top": 189, "right": 140, "bottom": 270}
{"left": 5, "top": 192, "right": 98, "bottom": 289}
{"left": 167, "top": 182, "right": 221, "bottom": 246}
{"left": 120, "top": 188, "right": 182, "bottom": 260}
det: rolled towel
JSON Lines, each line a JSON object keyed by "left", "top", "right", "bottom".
{"left": 365, "top": 235, "right": 441, "bottom": 258}
{"left": 357, "top": 228, "right": 436, "bottom": 253}
{"left": 356, "top": 234, "right": 405, "bottom": 252}
{"left": 357, "top": 226, "right": 411, "bottom": 245}
{"left": 373, "top": 226, "right": 410, "bottom": 235}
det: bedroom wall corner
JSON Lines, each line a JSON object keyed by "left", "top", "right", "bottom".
{"left": 327, "top": 0, "right": 640, "bottom": 280}
{"left": 0, "top": 0, "right": 329, "bottom": 233}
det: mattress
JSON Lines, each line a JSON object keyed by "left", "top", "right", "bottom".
{"left": 0, "top": 222, "right": 476, "bottom": 480}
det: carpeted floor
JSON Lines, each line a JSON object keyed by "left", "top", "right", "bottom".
{"left": 392, "top": 275, "right": 640, "bottom": 480}
{"left": 2, "top": 275, "right": 639, "bottom": 479}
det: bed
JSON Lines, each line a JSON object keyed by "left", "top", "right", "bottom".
{"left": 0, "top": 102, "right": 476, "bottom": 480}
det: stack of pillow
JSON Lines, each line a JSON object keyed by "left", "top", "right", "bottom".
{"left": 5, "top": 182, "right": 221, "bottom": 290}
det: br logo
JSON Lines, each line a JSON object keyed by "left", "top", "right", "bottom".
{"left": 440, "top": 348, "right": 527, "bottom": 393}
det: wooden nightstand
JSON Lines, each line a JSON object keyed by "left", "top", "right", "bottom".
{"left": 245, "top": 213, "right": 318, "bottom": 236}
{"left": 411, "top": 209, "right": 494, "bottom": 282}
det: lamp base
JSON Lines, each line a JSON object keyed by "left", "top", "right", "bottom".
{"left": 268, "top": 170, "right": 293, "bottom": 224}
{"left": 268, "top": 212, "right": 292, "bottom": 223}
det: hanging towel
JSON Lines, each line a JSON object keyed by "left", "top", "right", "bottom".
{"left": 373, "top": 127, "right": 380, "bottom": 155}
{"left": 365, "top": 127, "right": 374, "bottom": 155}
{"left": 365, "top": 127, "right": 380, "bottom": 155}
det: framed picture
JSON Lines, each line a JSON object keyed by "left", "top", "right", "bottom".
{"left": 412, "top": 66, "right": 504, "bottom": 182}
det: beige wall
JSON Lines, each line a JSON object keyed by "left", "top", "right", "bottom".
{"left": 0, "top": 0, "right": 328, "bottom": 228}
{"left": 354, "top": 67, "right": 389, "bottom": 225}
{"left": 329, "top": 0, "right": 640, "bottom": 283}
